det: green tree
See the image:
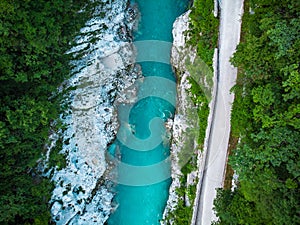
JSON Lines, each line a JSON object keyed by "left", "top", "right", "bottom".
{"left": 214, "top": 0, "right": 300, "bottom": 223}
{"left": 0, "top": 0, "right": 98, "bottom": 223}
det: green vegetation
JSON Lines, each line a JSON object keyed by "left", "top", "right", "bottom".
{"left": 163, "top": 76, "right": 204, "bottom": 224}
{"left": 166, "top": 75, "right": 211, "bottom": 225}
{"left": 165, "top": 160, "right": 198, "bottom": 225}
{"left": 188, "top": 0, "right": 219, "bottom": 67}
{"left": 164, "top": 0, "right": 219, "bottom": 224}
{"left": 213, "top": 0, "right": 300, "bottom": 224}
{"left": 222, "top": 133, "right": 238, "bottom": 190}
{"left": 0, "top": 0, "right": 100, "bottom": 224}
{"left": 187, "top": 76, "right": 210, "bottom": 146}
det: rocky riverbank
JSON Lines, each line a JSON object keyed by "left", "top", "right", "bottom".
{"left": 162, "top": 10, "right": 198, "bottom": 223}
{"left": 163, "top": 6, "right": 217, "bottom": 223}
{"left": 43, "top": 0, "right": 140, "bottom": 224}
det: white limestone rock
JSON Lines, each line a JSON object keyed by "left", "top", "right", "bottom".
{"left": 45, "top": 0, "right": 139, "bottom": 224}
{"left": 163, "top": 10, "right": 195, "bottom": 223}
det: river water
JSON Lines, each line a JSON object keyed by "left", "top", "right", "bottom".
{"left": 107, "top": 0, "right": 189, "bottom": 224}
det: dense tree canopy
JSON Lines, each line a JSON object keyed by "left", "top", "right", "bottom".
{"left": 0, "top": 0, "right": 96, "bottom": 224}
{"left": 213, "top": 0, "right": 300, "bottom": 224}
{"left": 188, "top": 0, "right": 218, "bottom": 67}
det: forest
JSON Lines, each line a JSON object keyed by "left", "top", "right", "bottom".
{"left": 0, "top": 0, "right": 98, "bottom": 224}
{"left": 213, "top": 0, "right": 300, "bottom": 224}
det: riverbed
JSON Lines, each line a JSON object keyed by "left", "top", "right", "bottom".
{"left": 107, "top": 0, "right": 189, "bottom": 224}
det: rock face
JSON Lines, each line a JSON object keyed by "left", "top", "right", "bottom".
{"left": 163, "top": 10, "right": 197, "bottom": 221}
{"left": 163, "top": 6, "right": 218, "bottom": 224}
{"left": 44, "top": 0, "right": 140, "bottom": 224}
{"left": 163, "top": 8, "right": 216, "bottom": 223}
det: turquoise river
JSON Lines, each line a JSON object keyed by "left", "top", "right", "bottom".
{"left": 108, "top": 0, "right": 189, "bottom": 224}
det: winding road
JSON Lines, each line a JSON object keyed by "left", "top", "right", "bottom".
{"left": 192, "top": 0, "right": 244, "bottom": 224}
